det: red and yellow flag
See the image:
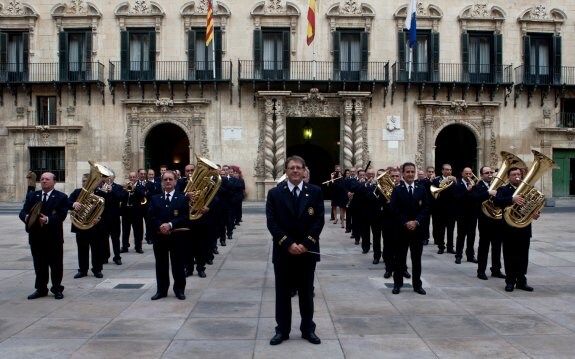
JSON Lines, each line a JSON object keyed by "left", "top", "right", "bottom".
{"left": 206, "top": 0, "right": 214, "bottom": 46}
{"left": 306, "top": 0, "right": 315, "bottom": 46}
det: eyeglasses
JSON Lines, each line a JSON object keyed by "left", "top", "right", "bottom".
{"left": 287, "top": 166, "right": 304, "bottom": 170}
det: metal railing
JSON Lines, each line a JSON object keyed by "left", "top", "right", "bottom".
{"left": 238, "top": 60, "right": 389, "bottom": 82}
{"left": 392, "top": 62, "right": 513, "bottom": 84}
{"left": 514, "top": 65, "right": 575, "bottom": 85}
{"left": 0, "top": 62, "right": 104, "bottom": 82}
{"left": 108, "top": 60, "right": 232, "bottom": 82}
{"left": 26, "top": 111, "right": 59, "bottom": 126}
{"left": 557, "top": 112, "right": 575, "bottom": 128}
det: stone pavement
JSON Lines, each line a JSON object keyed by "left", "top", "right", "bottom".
{"left": 0, "top": 201, "right": 575, "bottom": 358}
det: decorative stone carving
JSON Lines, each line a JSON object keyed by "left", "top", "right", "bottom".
{"left": 342, "top": 100, "right": 354, "bottom": 169}
{"left": 530, "top": 4, "right": 546, "bottom": 19}
{"left": 469, "top": 4, "right": 488, "bottom": 18}
{"left": 415, "top": 126, "right": 425, "bottom": 169}
{"left": 450, "top": 100, "right": 468, "bottom": 113}
{"left": 341, "top": 0, "right": 362, "bottom": 15}
{"left": 265, "top": 0, "right": 283, "bottom": 14}
{"left": 2, "top": 1, "right": 24, "bottom": 15}
{"left": 67, "top": 0, "right": 86, "bottom": 14}
{"left": 155, "top": 98, "right": 174, "bottom": 112}
{"left": 132, "top": 0, "right": 150, "bottom": 14}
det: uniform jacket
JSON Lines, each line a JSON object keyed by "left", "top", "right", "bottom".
{"left": 147, "top": 191, "right": 189, "bottom": 242}
{"left": 390, "top": 181, "right": 430, "bottom": 229}
{"left": 19, "top": 189, "right": 69, "bottom": 241}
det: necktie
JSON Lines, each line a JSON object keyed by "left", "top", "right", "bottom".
{"left": 408, "top": 185, "right": 413, "bottom": 197}
{"left": 42, "top": 193, "right": 48, "bottom": 203}
{"left": 292, "top": 187, "right": 299, "bottom": 208}
{"left": 165, "top": 193, "right": 171, "bottom": 206}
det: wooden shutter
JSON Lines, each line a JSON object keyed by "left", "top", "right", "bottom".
{"left": 431, "top": 32, "right": 440, "bottom": 82}
{"left": 333, "top": 31, "right": 341, "bottom": 80}
{"left": 215, "top": 28, "right": 222, "bottom": 79}
{"left": 553, "top": 35, "right": 561, "bottom": 84}
{"left": 120, "top": 30, "right": 129, "bottom": 80}
{"left": 187, "top": 29, "right": 196, "bottom": 79}
{"left": 282, "top": 30, "right": 290, "bottom": 79}
{"left": 58, "top": 32, "right": 68, "bottom": 81}
{"left": 397, "top": 31, "right": 406, "bottom": 81}
{"left": 493, "top": 33, "right": 503, "bottom": 82}
{"left": 253, "top": 29, "right": 262, "bottom": 77}
{"left": 22, "top": 32, "right": 29, "bottom": 80}
{"left": 522, "top": 35, "right": 530, "bottom": 83}
{"left": 360, "top": 31, "right": 369, "bottom": 80}
{"left": 148, "top": 30, "right": 156, "bottom": 79}
{"left": 461, "top": 33, "right": 469, "bottom": 82}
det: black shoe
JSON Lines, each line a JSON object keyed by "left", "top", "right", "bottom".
{"left": 423, "top": 239, "right": 429, "bottom": 245}
{"left": 302, "top": 332, "right": 321, "bottom": 345}
{"left": 291, "top": 290, "right": 297, "bottom": 297}
{"left": 227, "top": 235, "right": 232, "bottom": 239}
{"left": 197, "top": 271, "right": 206, "bottom": 278}
{"left": 505, "top": 284, "right": 514, "bottom": 292}
{"left": 491, "top": 272, "right": 506, "bottom": 279}
{"left": 467, "top": 257, "right": 478, "bottom": 263}
{"left": 185, "top": 269, "right": 193, "bottom": 277}
{"left": 455, "top": 257, "right": 462, "bottom": 264}
{"left": 270, "top": 333, "right": 289, "bottom": 346}
{"left": 53, "top": 291, "right": 64, "bottom": 300}
{"left": 93, "top": 272, "right": 103, "bottom": 279}
{"left": 477, "top": 272, "right": 488, "bottom": 280}
{"left": 372, "top": 258, "right": 380, "bottom": 264}
{"left": 151, "top": 292, "right": 167, "bottom": 300}
{"left": 146, "top": 239, "right": 152, "bottom": 245}
{"left": 392, "top": 286, "right": 400, "bottom": 294}
{"left": 413, "top": 287, "right": 426, "bottom": 295}
{"left": 345, "top": 229, "right": 351, "bottom": 233}
{"left": 516, "top": 284, "right": 534, "bottom": 292}
{"left": 354, "top": 240, "right": 360, "bottom": 245}
{"left": 213, "top": 249, "right": 219, "bottom": 255}
{"left": 120, "top": 248, "right": 128, "bottom": 253}
{"left": 437, "top": 248, "right": 444, "bottom": 254}
{"left": 220, "top": 241, "right": 226, "bottom": 246}
{"left": 135, "top": 248, "right": 144, "bottom": 254}
{"left": 27, "top": 290, "right": 48, "bottom": 300}
{"left": 113, "top": 258, "right": 122, "bottom": 265}
{"left": 383, "top": 271, "right": 392, "bottom": 279}
{"left": 206, "top": 259, "right": 213, "bottom": 265}
{"left": 175, "top": 292, "right": 186, "bottom": 300}
{"left": 403, "top": 270, "right": 411, "bottom": 279}
{"left": 362, "top": 249, "right": 369, "bottom": 254}
{"left": 74, "top": 272, "right": 87, "bottom": 279}
{"left": 103, "top": 259, "right": 109, "bottom": 264}
{"left": 446, "top": 249, "right": 456, "bottom": 254}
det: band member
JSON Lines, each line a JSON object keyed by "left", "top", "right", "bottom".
{"left": 19, "top": 172, "right": 69, "bottom": 300}
{"left": 100, "top": 175, "right": 124, "bottom": 265}
{"left": 350, "top": 169, "right": 370, "bottom": 251}
{"left": 267, "top": 156, "right": 324, "bottom": 345}
{"left": 69, "top": 173, "right": 105, "bottom": 279}
{"left": 327, "top": 165, "right": 343, "bottom": 223}
{"left": 470, "top": 166, "right": 505, "bottom": 280}
{"left": 369, "top": 169, "right": 387, "bottom": 265}
{"left": 121, "top": 171, "right": 146, "bottom": 253}
{"left": 431, "top": 163, "right": 457, "bottom": 254}
{"left": 454, "top": 167, "right": 478, "bottom": 264}
{"left": 416, "top": 166, "right": 435, "bottom": 245}
{"left": 331, "top": 168, "right": 349, "bottom": 228}
{"left": 148, "top": 170, "right": 189, "bottom": 300}
{"left": 494, "top": 167, "right": 538, "bottom": 292}
{"left": 344, "top": 168, "right": 358, "bottom": 233}
{"left": 383, "top": 168, "right": 401, "bottom": 278}
{"left": 390, "top": 163, "right": 429, "bottom": 295}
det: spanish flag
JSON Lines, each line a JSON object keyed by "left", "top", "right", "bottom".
{"left": 206, "top": 0, "right": 214, "bottom": 46}
{"left": 306, "top": 0, "right": 315, "bottom": 46}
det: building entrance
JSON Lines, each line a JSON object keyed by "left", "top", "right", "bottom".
{"left": 144, "top": 123, "right": 190, "bottom": 174}
{"left": 553, "top": 149, "right": 575, "bottom": 197}
{"left": 434, "top": 124, "right": 478, "bottom": 174}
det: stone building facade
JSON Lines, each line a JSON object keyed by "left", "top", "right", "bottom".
{"left": 1, "top": 0, "right": 574, "bottom": 201}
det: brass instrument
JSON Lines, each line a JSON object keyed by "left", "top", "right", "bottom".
{"left": 468, "top": 172, "right": 479, "bottom": 186}
{"left": 184, "top": 155, "right": 222, "bottom": 220}
{"left": 70, "top": 161, "right": 114, "bottom": 230}
{"left": 138, "top": 180, "right": 148, "bottom": 205}
{"left": 373, "top": 171, "right": 394, "bottom": 203}
{"left": 124, "top": 182, "right": 134, "bottom": 192}
{"left": 430, "top": 177, "right": 454, "bottom": 199}
{"left": 482, "top": 151, "right": 527, "bottom": 220}
{"left": 276, "top": 173, "right": 287, "bottom": 184}
{"left": 503, "top": 150, "right": 556, "bottom": 228}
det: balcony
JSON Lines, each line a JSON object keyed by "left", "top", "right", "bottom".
{"left": 391, "top": 62, "right": 513, "bottom": 104}
{"left": 557, "top": 112, "right": 575, "bottom": 128}
{"left": 514, "top": 65, "right": 575, "bottom": 107}
{"left": 0, "top": 62, "right": 105, "bottom": 106}
{"left": 108, "top": 60, "right": 233, "bottom": 104}
{"left": 238, "top": 60, "right": 389, "bottom": 106}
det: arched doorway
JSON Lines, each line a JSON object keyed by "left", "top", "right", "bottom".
{"left": 435, "top": 124, "right": 478, "bottom": 174}
{"left": 286, "top": 117, "right": 340, "bottom": 198}
{"left": 144, "top": 123, "right": 190, "bottom": 173}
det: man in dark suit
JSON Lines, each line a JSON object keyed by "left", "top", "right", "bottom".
{"left": 390, "top": 163, "right": 430, "bottom": 295}
{"left": 121, "top": 171, "right": 146, "bottom": 253}
{"left": 454, "top": 167, "right": 478, "bottom": 264}
{"left": 431, "top": 163, "right": 457, "bottom": 254}
{"left": 266, "top": 155, "right": 324, "bottom": 346}
{"left": 100, "top": 175, "right": 124, "bottom": 265}
{"left": 19, "top": 172, "right": 69, "bottom": 300}
{"left": 148, "top": 170, "right": 190, "bottom": 300}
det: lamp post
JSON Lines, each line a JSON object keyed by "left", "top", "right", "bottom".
{"left": 303, "top": 120, "right": 313, "bottom": 141}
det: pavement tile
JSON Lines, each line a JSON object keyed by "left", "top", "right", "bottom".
{"left": 163, "top": 340, "right": 255, "bottom": 359}
{"left": 0, "top": 338, "right": 86, "bottom": 359}
{"left": 176, "top": 318, "right": 258, "bottom": 340}
{"left": 71, "top": 339, "right": 170, "bottom": 359}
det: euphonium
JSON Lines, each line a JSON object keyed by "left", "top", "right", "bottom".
{"left": 184, "top": 155, "right": 222, "bottom": 220}
{"left": 481, "top": 151, "right": 526, "bottom": 220}
{"left": 503, "top": 150, "right": 556, "bottom": 228}
{"left": 373, "top": 171, "right": 394, "bottom": 203}
{"left": 430, "top": 177, "right": 453, "bottom": 199}
{"left": 70, "top": 161, "right": 114, "bottom": 230}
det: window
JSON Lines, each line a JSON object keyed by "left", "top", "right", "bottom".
{"left": 559, "top": 99, "right": 575, "bottom": 128}
{"left": 523, "top": 34, "right": 561, "bottom": 84}
{"left": 398, "top": 30, "right": 439, "bottom": 82}
{"left": 333, "top": 30, "right": 368, "bottom": 81}
{"left": 59, "top": 30, "right": 92, "bottom": 81}
{"left": 0, "top": 31, "right": 29, "bottom": 82}
{"left": 461, "top": 32, "right": 502, "bottom": 83}
{"left": 120, "top": 28, "right": 156, "bottom": 80}
{"left": 253, "top": 28, "right": 289, "bottom": 80}
{"left": 30, "top": 147, "right": 65, "bottom": 182}
{"left": 188, "top": 28, "right": 222, "bottom": 80}
{"left": 37, "top": 96, "right": 57, "bottom": 126}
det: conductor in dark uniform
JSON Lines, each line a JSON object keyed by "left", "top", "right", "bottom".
{"left": 390, "top": 163, "right": 430, "bottom": 295}
{"left": 148, "top": 170, "right": 190, "bottom": 300}
{"left": 19, "top": 172, "right": 69, "bottom": 300}
{"left": 266, "top": 155, "right": 324, "bottom": 346}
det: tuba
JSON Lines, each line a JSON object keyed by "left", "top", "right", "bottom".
{"left": 373, "top": 171, "right": 395, "bottom": 203}
{"left": 481, "top": 151, "right": 526, "bottom": 220}
{"left": 70, "top": 161, "right": 114, "bottom": 230}
{"left": 184, "top": 155, "right": 222, "bottom": 220}
{"left": 503, "top": 150, "right": 556, "bottom": 228}
{"left": 430, "top": 177, "right": 454, "bottom": 199}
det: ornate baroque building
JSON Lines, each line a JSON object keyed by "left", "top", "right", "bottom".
{"left": 1, "top": 0, "right": 574, "bottom": 201}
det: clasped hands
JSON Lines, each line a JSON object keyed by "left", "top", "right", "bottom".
{"left": 288, "top": 243, "right": 308, "bottom": 255}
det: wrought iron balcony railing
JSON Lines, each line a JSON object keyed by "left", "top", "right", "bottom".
{"left": 108, "top": 61, "right": 232, "bottom": 82}
{"left": 557, "top": 112, "right": 575, "bottom": 128}
{"left": 26, "top": 111, "right": 59, "bottom": 127}
{"left": 392, "top": 62, "right": 513, "bottom": 84}
{"left": 238, "top": 60, "right": 389, "bottom": 83}
{"left": 0, "top": 62, "right": 105, "bottom": 83}
{"left": 514, "top": 65, "right": 575, "bottom": 86}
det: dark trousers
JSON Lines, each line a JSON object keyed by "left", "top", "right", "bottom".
{"left": 455, "top": 214, "right": 477, "bottom": 258}
{"left": 371, "top": 220, "right": 383, "bottom": 260}
{"left": 355, "top": 213, "right": 370, "bottom": 251}
{"left": 394, "top": 228, "right": 423, "bottom": 289}
{"left": 346, "top": 206, "right": 353, "bottom": 231}
{"left": 382, "top": 222, "right": 396, "bottom": 272}
{"left": 477, "top": 217, "right": 503, "bottom": 274}
{"left": 186, "top": 223, "right": 208, "bottom": 272}
{"left": 122, "top": 208, "right": 144, "bottom": 250}
{"left": 153, "top": 235, "right": 186, "bottom": 294}
{"left": 30, "top": 240, "right": 64, "bottom": 293}
{"left": 502, "top": 232, "right": 531, "bottom": 286}
{"left": 225, "top": 206, "right": 235, "bottom": 237}
{"left": 76, "top": 231, "right": 103, "bottom": 274}
{"left": 433, "top": 213, "right": 456, "bottom": 250}
{"left": 274, "top": 258, "right": 316, "bottom": 336}
{"left": 103, "top": 216, "right": 121, "bottom": 260}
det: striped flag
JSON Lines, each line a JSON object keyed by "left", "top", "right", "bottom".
{"left": 206, "top": 0, "right": 214, "bottom": 46}
{"left": 405, "top": 0, "right": 417, "bottom": 48}
{"left": 306, "top": 0, "right": 316, "bottom": 46}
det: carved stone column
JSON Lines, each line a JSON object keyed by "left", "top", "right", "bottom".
{"left": 274, "top": 99, "right": 286, "bottom": 177}
{"left": 353, "top": 99, "right": 364, "bottom": 167}
{"left": 342, "top": 99, "right": 354, "bottom": 168}
{"left": 263, "top": 99, "right": 275, "bottom": 180}
{"left": 424, "top": 106, "right": 434, "bottom": 167}
{"left": 482, "top": 117, "right": 493, "bottom": 167}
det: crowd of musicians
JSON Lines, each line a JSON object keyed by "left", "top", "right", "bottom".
{"left": 20, "top": 163, "right": 245, "bottom": 300}
{"left": 326, "top": 161, "right": 538, "bottom": 294}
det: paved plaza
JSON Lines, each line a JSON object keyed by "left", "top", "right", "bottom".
{"left": 0, "top": 201, "right": 574, "bottom": 358}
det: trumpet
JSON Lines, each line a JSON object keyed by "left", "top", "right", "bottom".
{"left": 469, "top": 172, "right": 479, "bottom": 185}
{"left": 322, "top": 175, "right": 343, "bottom": 185}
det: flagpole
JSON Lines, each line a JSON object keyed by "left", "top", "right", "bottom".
{"left": 408, "top": 47, "right": 412, "bottom": 81}
{"left": 312, "top": 0, "right": 317, "bottom": 80}
{"left": 211, "top": 0, "right": 217, "bottom": 79}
